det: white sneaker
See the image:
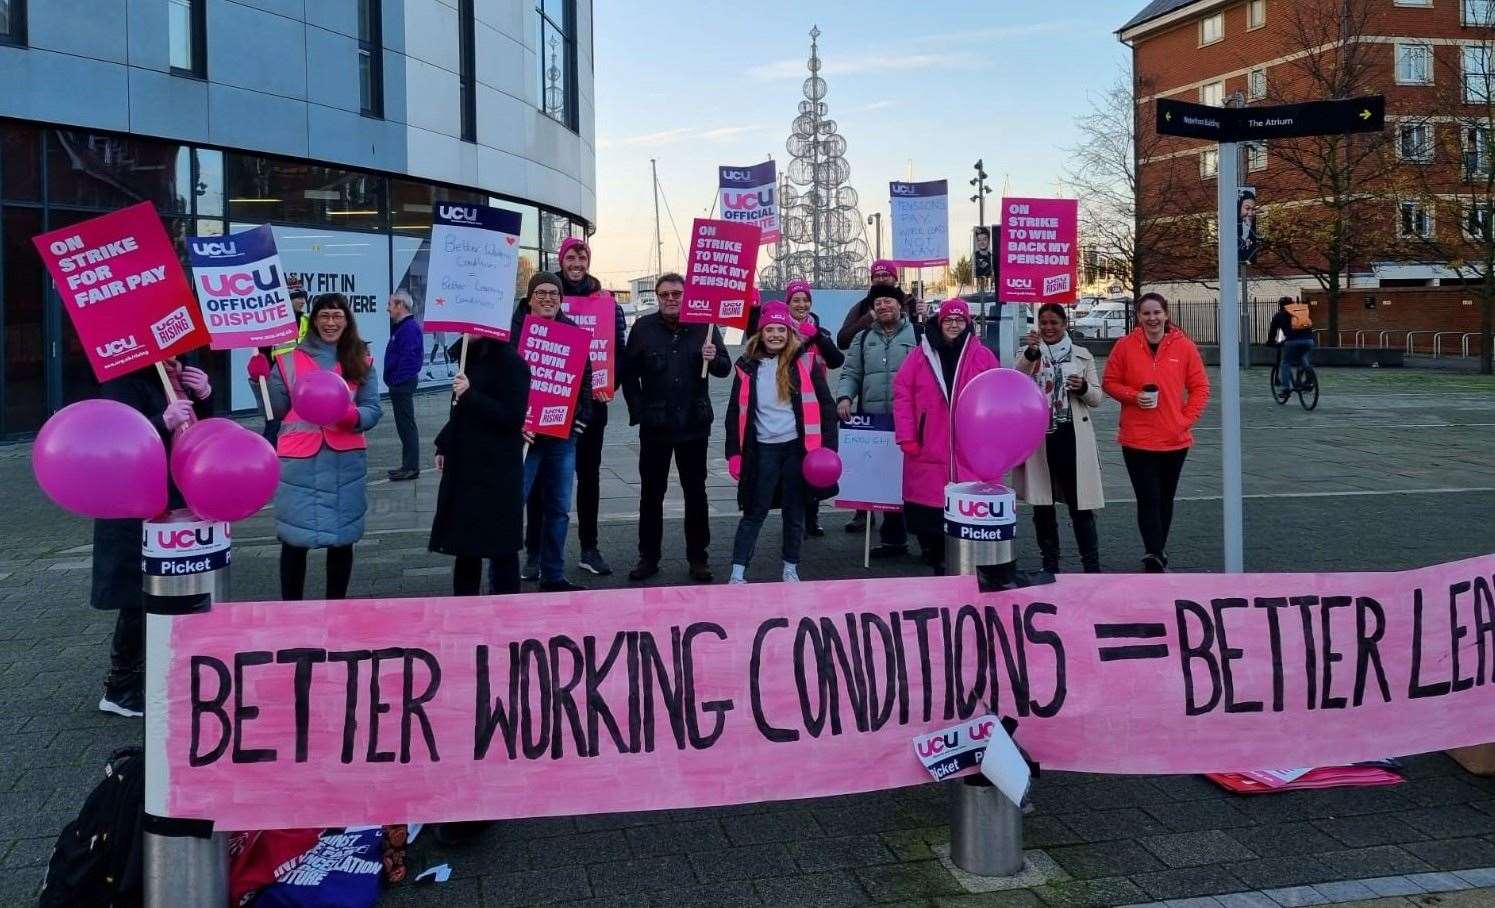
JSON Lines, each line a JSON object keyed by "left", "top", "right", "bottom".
{"left": 782, "top": 564, "right": 800, "bottom": 583}
{"left": 729, "top": 575, "right": 747, "bottom": 584}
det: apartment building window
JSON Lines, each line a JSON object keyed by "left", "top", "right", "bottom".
{"left": 459, "top": 0, "right": 476, "bottom": 141}
{"left": 0, "top": 0, "right": 26, "bottom": 46}
{"left": 169, "top": 0, "right": 206, "bottom": 76}
{"left": 1200, "top": 80, "right": 1224, "bottom": 107}
{"left": 1248, "top": 68, "right": 1267, "bottom": 100}
{"left": 1199, "top": 11, "right": 1223, "bottom": 45}
{"left": 1200, "top": 147, "right": 1219, "bottom": 179}
{"left": 1245, "top": 140, "right": 1267, "bottom": 172}
{"left": 1394, "top": 0, "right": 1432, "bottom": 6}
{"left": 1465, "top": 45, "right": 1494, "bottom": 101}
{"left": 1247, "top": 0, "right": 1266, "bottom": 29}
{"left": 1464, "top": 0, "right": 1495, "bottom": 26}
{"left": 1396, "top": 43, "right": 1433, "bottom": 85}
{"left": 1398, "top": 200, "right": 1434, "bottom": 239}
{"left": 1465, "top": 203, "right": 1493, "bottom": 240}
{"left": 537, "top": 0, "right": 577, "bottom": 129}
{"left": 1464, "top": 125, "right": 1491, "bottom": 177}
{"left": 358, "top": 0, "right": 383, "bottom": 117}
{"left": 1399, "top": 122, "right": 1434, "bottom": 161}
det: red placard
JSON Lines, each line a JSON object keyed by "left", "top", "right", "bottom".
{"left": 517, "top": 315, "right": 590, "bottom": 438}
{"left": 998, "top": 197, "right": 1079, "bottom": 304}
{"left": 680, "top": 218, "right": 760, "bottom": 330}
{"left": 33, "top": 202, "right": 208, "bottom": 382}
{"left": 561, "top": 292, "right": 617, "bottom": 392}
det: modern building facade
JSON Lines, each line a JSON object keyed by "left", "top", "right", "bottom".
{"left": 0, "top": 0, "right": 596, "bottom": 434}
{"left": 1119, "top": 0, "right": 1495, "bottom": 320}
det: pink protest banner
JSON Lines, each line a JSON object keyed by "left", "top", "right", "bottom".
{"left": 680, "top": 218, "right": 760, "bottom": 331}
{"left": 517, "top": 315, "right": 589, "bottom": 438}
{"left": 999, "top": 197, "right": 1079, "bottom": 304}
{"left": 32, "top": 202, "right": 209, "bottom": 381}
{"left": 149, "top": 555, "right": 1495, "bottom": 831}
{"left": 561, "top": 292, "right": 617, "bottom": 392}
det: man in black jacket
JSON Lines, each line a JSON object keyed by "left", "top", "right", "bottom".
{"left": 621, "top": 273, "right": 732, "bottom": 582}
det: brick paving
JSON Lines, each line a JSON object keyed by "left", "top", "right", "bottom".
{"left": 3, "top": 360, "right": 1495, "bottom": 906}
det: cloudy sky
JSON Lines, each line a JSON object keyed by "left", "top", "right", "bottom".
{"left": 587, "top": 0, "right": 1135, "bottom": 286}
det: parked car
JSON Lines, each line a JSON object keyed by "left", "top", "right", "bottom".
{"left": 1071, "top": 300, "right": 1129, "bottom": 339}
{"left": 1073, "top": 296, "right": 1103, "bottom": 318}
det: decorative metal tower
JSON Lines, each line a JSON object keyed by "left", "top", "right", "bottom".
{"left": 761, "top": 26, "right": 870, "bottom": 290}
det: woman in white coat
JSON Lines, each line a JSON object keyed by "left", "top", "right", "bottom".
{"left": 1016, "top": 303, "right": 1104, "bottom": 573}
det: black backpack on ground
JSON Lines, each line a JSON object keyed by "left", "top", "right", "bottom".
{"left": 38, "top": 746, "right": 144, "bottom": 907}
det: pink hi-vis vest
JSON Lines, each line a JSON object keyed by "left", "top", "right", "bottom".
{"left": 275, "top": 350, "right": 367, "bottom": 459}
{"left": 735, "top": 356, "right": 823, "bottom": 452}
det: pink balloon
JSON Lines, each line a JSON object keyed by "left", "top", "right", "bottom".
{"left": 802, "top": 447, "right": 843, "bottom": 489}
{"left": 169, "top": 418, "right": 242, "bottom": 480}
{"left": 291, "top": 370, "right": 352, "bottom": 427}
{"left": 176, "top": 424, "right": 281, "bottom": 522}
{"left": 953, "top": 368, "right": 1050, "bottom": 481}
{"left": 32, "top": 399, "right": 167, "bottom": 519}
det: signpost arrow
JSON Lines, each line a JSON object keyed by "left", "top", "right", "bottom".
{"left": 1157, "top": 95, "right": 1385, "bottom": 142}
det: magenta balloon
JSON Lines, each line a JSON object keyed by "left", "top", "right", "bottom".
{"left": 291, "top": 370, "right": 352, "bottom": 427}
{"left": 177, "top": 425, "right": 281, "bottom": 522}
{"left": 32, "top": 399, "right": 167, "bottom": 519}
{"left": 953, "top": 368, "right": 1051, "bottom": 481}
{"left": 802, "top": 447, "right": 843, "bottom": 489}
{"left": 169, "top": 418, "right": 242, "bottom": 481}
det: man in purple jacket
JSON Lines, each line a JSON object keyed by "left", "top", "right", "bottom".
{"left": 385, "top": 290, "right": 424, "bottom": 480}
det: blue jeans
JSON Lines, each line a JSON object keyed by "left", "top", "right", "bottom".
{"left": 1279, "top": 339, "right": 1314, "bottom": 392}
{"left": 517, "top": 438, "right": 576, "bottom": 583}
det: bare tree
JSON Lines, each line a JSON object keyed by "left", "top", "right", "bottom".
{"left": 1255, "top": 0, "right": 1403, "bottom": 340}
{"left": 1065, "top": 69, "right": 1216, "bottom": 302}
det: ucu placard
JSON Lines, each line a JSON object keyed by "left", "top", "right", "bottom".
{"left": 141, "top": 509, "right": 232, "bottom": 577}
{"left": 188, "top": 224, "right": 299, "bottom": 350}
{"left": 943, "top": 481, "right": 1017, "bottom": 542}
{"left": 912, "top": 714, "right": 999, "bottom": 781}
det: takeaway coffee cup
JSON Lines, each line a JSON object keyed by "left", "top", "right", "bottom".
{"left": 1139, "top": 383, "right": 1159, "bottom": 409}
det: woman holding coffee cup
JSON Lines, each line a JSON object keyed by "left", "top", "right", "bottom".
{"left": 1016, "top": 303, "right": 1103, "bottom": 573}
{"left": 1102, "top": 293, "right": 1210, "bottom": 572}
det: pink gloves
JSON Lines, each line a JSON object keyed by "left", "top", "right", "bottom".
{"left": 162, "top": 399, "right": 194, "bottom": 432}
{"left": 180, "top": 365, "right": 212, "bottom": 400}
{"left": 247, "top": 354, "right": 271, "bottom": 381}
{"left": 798, "top": 318, "right": 818, "bottom": 341}
{"left": 898, "top": 440, "right": 921, "bottom": 458}
{"left": 728, "top": 455, "right": 742, "bottom": 481}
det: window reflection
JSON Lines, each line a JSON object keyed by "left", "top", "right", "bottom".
{"left": 226, "top": 155, "right": 387, "bottom": 231}
{"left": 47, "top": 131, "right": 191, "bottom": 213}
{"left": 2, "top": 207, "right": 45, "bottom": 434}
{"left": 1, "top": 121, "right": 40, "bottom": 202}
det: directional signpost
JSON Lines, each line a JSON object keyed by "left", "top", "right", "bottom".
{"left": 1156, "top": 95, "right": 1384, "bottom": 571}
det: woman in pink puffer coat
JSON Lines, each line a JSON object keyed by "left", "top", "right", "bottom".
{"left": 892, "top": 298, "right": 999, "bottom": 573}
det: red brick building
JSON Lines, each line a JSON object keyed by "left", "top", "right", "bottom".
{"left": 1119, "top": 0, "right": 1495, "bottom": 338}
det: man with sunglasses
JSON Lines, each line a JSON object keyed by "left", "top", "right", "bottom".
{"left": 620, "top": 273, "right": 732, "bottom": 583}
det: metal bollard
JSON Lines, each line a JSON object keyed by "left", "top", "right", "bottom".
{"left": 141, "top": 509, "right": 231, "bottom": 908}
{"left": 943, "top": 481, "right": 1025, "bottom": 876}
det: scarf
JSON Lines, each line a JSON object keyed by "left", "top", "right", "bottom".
{"left": 1033, "top": 334, "right": 1075, "bottom": 432}
{"left": 935, "top": 329, "right": 967, "bottom": 396}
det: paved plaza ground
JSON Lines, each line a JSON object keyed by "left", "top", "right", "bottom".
{"left": 3, "top": 357, "right": 1495, "bottom": 906}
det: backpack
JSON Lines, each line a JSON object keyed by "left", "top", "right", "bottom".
{"left": 1287, "top": 302, "right": 1312, "bottom": 331}
{"left": 39, "top": 747, "right": 144, "bottom": 907}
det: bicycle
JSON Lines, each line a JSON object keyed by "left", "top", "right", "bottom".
{"left": 1270, "top": 346, "right": 1319, "bottom": 411}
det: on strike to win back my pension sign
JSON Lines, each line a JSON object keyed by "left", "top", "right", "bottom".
{"left": 150, "top": 554, "right": 1495, "bottom": 830}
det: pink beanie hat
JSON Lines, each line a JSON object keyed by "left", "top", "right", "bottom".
{"left": 558, "top": 236, "right": 590, "bottom": 262}
{"left": 784, "top": 279, "right": 813, "bottom": 302}
{"left": 938, "top": 298, "right": 971, "bottom": 322}
{"left": 757, "top": 302, "right": 796, "bottom": 332}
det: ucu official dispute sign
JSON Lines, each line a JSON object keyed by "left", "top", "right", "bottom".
{"left": 717, "top": 161, "right": 779, "bottom": 244}
{"left": 188, "top": 225, "right": 299, "bottom": 350}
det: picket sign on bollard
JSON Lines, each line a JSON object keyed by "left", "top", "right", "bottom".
{"left": 140, "top": 509, "right": 232, "bottom": 907}
{"left": 942, "top": 480, "right": 1026, "bottom": 877}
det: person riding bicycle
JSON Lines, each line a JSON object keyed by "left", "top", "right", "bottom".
{"left": 1268, "top": 296, "right": 1314, "bottom": 401}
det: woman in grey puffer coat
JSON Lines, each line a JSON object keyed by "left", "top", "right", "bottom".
{"left": 263, "top": 293, "right": 382, "bottom": 599}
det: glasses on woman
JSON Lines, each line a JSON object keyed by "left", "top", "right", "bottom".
{"left": 531, "top": 288, "right": 561, "bottom": 299}
{"left": 315, "top": 311, "right": 348, "bottom": 322}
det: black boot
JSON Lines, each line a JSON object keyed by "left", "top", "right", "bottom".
{"left": 1073, "top": 509, "right": 1101, "bottom": 574}
{"left": 1033, "top": 505, "right": 1061, "bottom": 574}
{"left": 100, "top": 608, "right": 144, "bottom": 717}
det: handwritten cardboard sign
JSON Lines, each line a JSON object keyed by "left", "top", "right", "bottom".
{"left": 561, "top": 292, "right": 617, "bottom": 392}
{"left": 188, "top": 226, "right": 298, "bottom": 350}
{"left": 33, "top": 202, "right": 208, "bottom": 381}
{"left": 149, "top": 554, "right": 1495, "bottom": 830}
{"left": 516, "top": 315, "right": 589, "bottom": 438}
{"left": 999, "top": 197, "right": 1078, "bottom": 304}
{"left": 423, "top": 203, "right": 523, "bottom": 340}
{"left": 833, "top": 414, "right": 904, "bottom": 512}
{"left": 680, "top": 219, "right": 760, "bottom": 330}
{"left": 889, "top": 180, "right": 949, "bottom": 268}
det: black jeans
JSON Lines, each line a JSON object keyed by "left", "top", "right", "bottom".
{"left": 730, "top": 442, "right": 806, "bottom": 568}
{"left": 1033, "top": 506, "right": 1100, "bottom": 573}
{"left": 106, "top": 607, "right": 144, "bottom": 696}
{"left": 638, "top": 434, "right": 710, "bottom": 565}
{"left": 388, "top": 381, "right": 419, "bottom": 472}
{"left": 454, "top": 554, "right": 520, "bottom": 596}
{"left": 904, "top": 502, "right": 946, "bottom": 572}
{"left": 280, "top": 543, "right": 355, "bottom": 600}
{"left": 1121, "top": 446, "right": 1189, "bottom": 559}
{"left": 574, "top": 415, "right": 606, "bottom": 550}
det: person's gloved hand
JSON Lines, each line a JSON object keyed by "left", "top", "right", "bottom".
{"left": 798, "top": 318, "right": 818, "bottom": 341}
{"left": 336, "top": 404, "right": 360, "bottom": 430}
{"left": 727, "top": 455, "right": 742, "bottom": 481}
{"left": 162, "top": 399, "right": 195, "bottom": 433}
{"left": 247, "top": 354, "right": 271, "bottom": 381}
{"left": 898, "top": 440, "right": 921, "bottom": 458}
{"left": 180, "top": 365, "right": 212, "bottom": 400}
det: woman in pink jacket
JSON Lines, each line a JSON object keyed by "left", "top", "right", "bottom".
{"left": 892, "top": 298, "right": 999, "bottom": 573}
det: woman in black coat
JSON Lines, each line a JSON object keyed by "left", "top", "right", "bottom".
{"left": 429, "top": 336, "right": 531, "bottom": 595}
{"left": 92, "top": 357, "right": 213, "bottom": 717}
